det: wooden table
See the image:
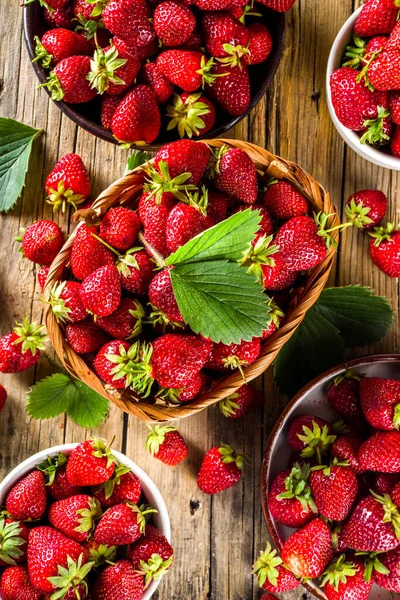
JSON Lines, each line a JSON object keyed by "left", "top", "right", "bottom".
{"left": 0, "top": 1, "right": 399, "bottom": 598}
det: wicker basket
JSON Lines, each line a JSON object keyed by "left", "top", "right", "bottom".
{"left": 44, "top": 139, "right": 339, "bottom": 423}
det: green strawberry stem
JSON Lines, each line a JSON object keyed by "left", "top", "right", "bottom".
{"left": 355, "top": 551, "right": 390, "bottom": 582}
{"left": 145, "top": 424, "right": 177, "bottom": 455}
{"left": 144, "top": 304, "right": 185, "bottom": 333}
{"left": 360, "top": 106, "right": 391, "bottom": 145}
{"left": 46, "top": 179, "right": 86, "bottom": 213}
{"left": 369, "top": 222, "right": 398, "bottom": 246}
{"left": 252, "top": 542, "right": 285, "bottom": 588}
{"left": 342, "top": 35, "right": 367, "bottom": 69}
{"left": 356, "top": 50, "right": 381, "bottom": 91}
{"left": 13, "top": 317, "right": 48, "bottom": 356}
{"left": 91, "top": 437, "right": 117, "bottom": 469}
{"left": 75, "top": 14, "right": 105, "bottom": 40}
{"left": 218, "top": 444, "right": 249, "bottom": 471}
{"left": 140, "top": 554, "right": 174, "bottom": 587}
{"left": 38, "top": 71, "right": 65, "bottom": 102}
{"left": 155, "top": 385, "right": 185, "bottom": 404}
{"left": 184, "top": 186, "right": 209, "bottom": 215}
{"left": 47, "top": 554, "right": 94, "bottom": 600}
{"left": 32, "top": 36, "right": 53, "bottom": 69}
{"left": 371, "top": 491, "right": 400, "bottom": 540}
{"left": 0, "top": 517, "right": 26, "bottom": 566}
{"left": 321, "top": 554, "right": 357, "bottom": 591}
{"left": 239, "top": 234, "right": 279, "bottom": 283}
{"left": 87, "top": 544, "right": 117, "bottom": 568}
{"left": 345, "top": 198, "right": 374, "bottom": 229}
{"left": 297, "top": 421, "right": 337, "bottom": 465}
{"left": 129, "top": 503, "right": 158, "bottom": 534}
{"left": 75, "top": 498, "right": 102, "bottom": 535}
{"left": 196, "top": 56, "right": 228, "bottom": 88}
{"left": 217, "top": 43, "right": 250, "bottom": 69}
{"left": 393, "top": 403, "right": 400, "bottom": 430}
{"left": 87, "top": 45, "right": 127, "bottom": 94}
{"left": 219, "top": 392, "right": 240, "bottom": 418}
{"left": 277, "top": 462, "right": 317, "bottom": 513}
{"left": 36, "top": 452, "right": 68, "bottom": 486}
{"left": 166, "top": 93, "right": 211, "bottom": 139}
{"left": 314, "top": 211, "right": 353, "bottom": 249}
{"left": 143, "top": 161, "right": 197, "bottom": 204}
{"left": 94, "top": 463, "right": 131, "bottom": 500}
{"left": 267, "top": 298, "right": 284, "bottom": 328}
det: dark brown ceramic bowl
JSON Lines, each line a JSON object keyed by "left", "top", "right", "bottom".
{"left": 23, "top": 3, "right": 285, "bottom": 150}
{"left": 261, "top": 353, "right": 400, "bottom": 599}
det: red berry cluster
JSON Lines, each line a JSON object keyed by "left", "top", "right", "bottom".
{"left": 331, "top": 0, "right": 400, "bottom": 156}
{"left": 255, "top": 371, "right": 400, "bottom": 598}
{"left": 0, "top": 438, "right": 174, "bottom": 600}
{"left": 32, "top": 0, "right": 296, "bottom": 144}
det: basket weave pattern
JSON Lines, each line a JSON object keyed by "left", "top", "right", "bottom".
{"left": 44, "top": 140, "right": 339, "bottom": 422}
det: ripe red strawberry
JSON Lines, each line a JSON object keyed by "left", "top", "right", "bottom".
{"left": 287, "top": 415, "right": 336, "bottom": 463}
{"left": 193, "top": 0, "right": 246, "bottom": 10}
{"left": 138, "top": 191, "right": 176, "bottom": 257}
{"left": 321, "top": 555, "right": 373, "bottom": 600}
{"left": 6, "top": 470, "right": 47, "bottom": 521}
{"left": 102, "top": 0, "right": 155, "bottom": 47}
{"left": 91, "top": 559, "right": 144, "bottom": 600}
{"left": 19, "top": 220, "right": 64, "bottom": 265}
{"left": 268, "top": 463, "right": 316, "bottom": 528}
{"left": 219, "top": 384, "right": 263, "bottom": 418}
{"left": 71, "top": 223, "right": 115, "bottom": 281}
{"left": 369, "top": 49, "right": 400, "bottom": 90}
{"left": 358, "top": 430, "right": 400, "bottom": 472}
{"left": 256, "top": 0, "right": 296, "bottom": 11}
{"left": 156, "top": 50, "right": 216, "bottom": 92}
{"left": 145, "top": 425, "right": 189, "bottom": 465}
{"left": 264, "top": 263, "right": 297, "bottom": 291}
{"left": 392, "top": 124, "right": 400, "bottom": 156}
{"left": 65, "top": 320, "right": 108, "bottom": 354}
{"left": 0, "top": 515, "right": 29, "bottom": 566}
{"left": 0, "top": 565, "right": 41, "bottom": 600}
{"left": 93, "top": 339, "right": 136, "bottom": 387}
{"left": 393, "top": 481, "right": 400, "bottom": 505}
{"left": 34, "top": 29, "right": 91, "bottom": 69}
{"left": 369, "top": 224, "right": 400, "bottom": 277}
{"left": 166, "top": 92, "right": 216, "bottom": 138}
{"left": 79, "top": 264, "right": 121, "bottom": 317}
{"left": 373, "top": 545, "right": 400, "bottom": 592}
{"left": 117, "top": 248, "right": 155, "bottom": 295}
{"left": 360, "top": 376, "right": 400, "bottom": 430}
{"left": 375, "top": 472, "right": 400, "bottom": 495}
{"left": 87, "top": 40, "right": 141, "bottom": 96}
{"left": 207, "top": 62, "right": 250, "bottom": 116}
{"left": 166, "top": 202, "right": 214, "bottom": 253}
{"left": 43, "top": 55, "right": 97, "bottom": 104}
{"left": 331, "top": 436, "right": 363, "bottom": 475}
{"left": 148, "top": 269, "right": 184, "bottom": 324}
{"left": 246, "top": 23, "right": 273, "bottom": 64}
{"left": 94, "top": 503, "right": 155, "bottom": 545}
{"left": 310, "top": 462, "right": 358, "bottom": 521}
{"left": 206, "top": 189, "right": 231, "bottom": 222}
{"left": 38, "top": 455, "right": 82, "bottom": 501}
{"left": 99, "top": 207, "right": 141, "bottom": 251}
{"left": 111, "top": 85, "right": 161, "bottom": 145}
{"left": 44, "top": 5, "right": 74, "bottom": 28}
{"left": 326, "top": 370, "right": 364, "bottom": 424}
{"left": 0, "top": 319, "right": 47, "bottom": 374}
{"left": 66, "top": 438, "right": 116, "bottom": 486}
{"left": 390, "top": 90, "right": 400, "bottom": 124}
{"left": 40, "top": 0, "right": 70, "bottom": 8}
{"left": 140, "top": 62, "right": 174, "bottom": 104}
{"left": 157, "top": 370, "right": 209, "bottom": 403}
{"left": 129, "top": 524, "right": 174, "bottom": 584}
{"left": 202, "top": 12, "right": 249, "bottom": 60}
{"left": 340, "top": 491, "right": 400, "bottom": 551}
{"left": 154, "top": 140, "right": 211, "bottom": 187}
{"left": 197, "top": 444, "right": 247, "bottom": 494}
{"left": 101, "top": 95, "right": 121, "bottom": 130}
{"left": 96, "top": 298, "right": 144, "bottom": 340}
{"left": 72, "top": 0, "right": 104, "bottom": 21}
{"left": 281, "top": 518, "right": 334, "bottom": 579}
{"left": 154, "top": 0, "right": 196, "bottom": 46}
{"left": 37, "top": 265, "right": 50, "bottom": 290}
{"left": 346, "top": 189, "right": 387, "bottom": 230}
{"left": 48, "top": 495, "right": 102, "bottom": 542}
{"left": 47, "top": 281, "right": 87, "bottom": 323}
{"left": 213, "top": 146, "right": 258, "bottom": 204}
{"left": 0, "top": 383, "right": 7, "bottom": 413}
{"left": 354, "top": 0, "right": 399, "bottom": 37}
{"left": 92, "top": 466, "right": 142, "bottom": 507}
{"left": 261, "top": 299, "right": 284, "bottom": 339}
{"left": 252, "top": 542, "right": 299, "bottom": 593}
{"left": 261, "top": 180, "right": 308, "bottom": 221}
{"left": 206, "top": 338, "right": 261, "bottom": 377}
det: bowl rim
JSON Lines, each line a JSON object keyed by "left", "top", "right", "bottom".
{"left": 261, "top": 353, "right": 400, "bottom": 599}
{"left": 22, "top": 4, "right": 285, "bottom": 150}
{"left": 0, "top": 443, "right": 171, "bottom": 600}
{"left": 325, "top": 7, "right": 400, "bottom": 171}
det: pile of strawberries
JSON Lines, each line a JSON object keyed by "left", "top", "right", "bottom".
{"left": 0, "top": 140, "right": 342, "bottom": 408}
{"left": 254, "top": 372, "right": 400, "bottom": 599}
{"left": 330, "top": 0, "right": 400, "bottom": 157}
{"left": 0, "top": 438, "right": 174, "bottom": 600}
{"left": 31, "top": 0, "right": 296, "bottom": 145}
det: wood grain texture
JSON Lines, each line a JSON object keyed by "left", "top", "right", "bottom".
{"left": 0, "top": 0, "right": 398, "bottom": 599}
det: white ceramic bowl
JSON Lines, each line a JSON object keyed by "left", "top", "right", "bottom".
{"left": 262, "top": 354, "right": 400, "bottom": 599}
{"left": 326, "top": 8, "right": 400, "bottom": 171}
{"left": 0, "top": 443, "right": 171, "bottom": 600}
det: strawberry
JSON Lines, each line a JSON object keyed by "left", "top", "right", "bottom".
{"left": 0, "top": 515, "right": 29, "bottom": 566}
{"left": 287, "top": 415, "right": 336, "bottom": 463}
{"left": 202, "top": 12, "right": 249, "bottom": 61}
{"left": 65, "top": 320, "right": 109, "bottom": 354}
{"left": 145, "top": 425, "right": 189, "bottom": 465}
{"left": 256, "top": 0, "right": 296, "bottom": 11}
{"left": 91, "top": 559, "right": 144, "bottom": 600}
{"left": 92, "top": 466, "right": 142, "bottom": 507}
{"left": 354, "top": 0, "right": 399, "bottom": 37}
{"left": 100, "top": 207, "right": 141, "bottom": 251}
{"left": 207, "top": 62, "right": 250, "bottom": 116}
{"left": 34, "top": 29, "right": 91, "bottom": 69}
{"left": 154, "top": 0, "right": 196, "bottom": 46}
{"left": 206, "top": 189, "right": 231, "bottom": 222}
{"left": 102, "top": 0, "right": 155, "bottom": 47}
{"left": 100, "top": 95, "right": 121, "bottom": 130}
{"left": 375, "top": 472, "right": 400, "bottom": 495}
{"left": 331, "top": 436, "right": 363, "bottom": 475}
{"left": 193, "top": 0, "right": 246, "bottom": 10}
{"left": 93, "top": 339, "right": 137, "bottom": 387}
{"left": 154, "top": 140, "right": 210, "bottom": 187}
{"left": 19, "top": 220, "right": 64, "bottom": 265}
{"left": 79, "top": 264, "right": 121, "bottom": 317}
{"left": 96, "top": 298, "right": 144, "bottom": 339}
{"left": 390, "top": 90, "right": 400, "bottom": 124}
{"left": 360, "top": 376, "right": 400, "bottom": 430}
{"left": 373, "top": 545, "right": 400, "bottom": 592}
{"left": 37, "top": 453, "right": 82, "bottom": 500}
{"left": 346, "top": 189, "right": 387, "bottom": 230}
{"left": 166, "top": 202, "right": 214, "bottom": 253}
{"left": 44, "top": 5, "right": 74, "bottom": 28}
{"left": 140, "top": 62, "right": 174, "bottom": 104}
{"left": 197, "top": 444, "right": 247, "bottom": 494}
{"left": 72, "top": 0, "right": 105, "bottom": 21}
{"left": 393, "top": 481, "right": 400, "bottom": 505}
{"left": 6, "top": 470, "right": 47, "bottom": 521}
{"left": 156, "top": 370, "right": 209, "bottom": 403}
{"left": 358, "top": 430, "right": 400, "bottom": 472}
{"left": 43, "top": 55, "right": 97, "bottom": 104}
{"left": 181, "top": 27, "right": 204, "bottom": 50}
{"left": 40, "top": 0, "right": 70, "bottom": 8}
{"left": 87, "top": 40, "right": 141, "bottom": 96}
{"left": 138, "top": 191, "right": 177, "bottom": 257}
{"left": 111, "top": 85, "right": 161, "bottom": 145}
{"left": 246, "top": 23, "right": 273, "bottom": 64}
{"left": 281, "top": 518, "right": 334, "bottom": 578}
{"left": 261, "top": 180, "right": 308, "bottom": 221}
{"left": 219, "top": 384, "right": 263, "bottom": 418}
{"left": 268, "top": 463, "right": 317, "bottom": 528}
{"left": 117, "top": 248, "right": 155, "bottom": 295}
{"left": 66, "top": 438, "right": 117, "bottom": 486}
{"left": 37, "top": 266, "right": 50, "bottom": 290}
{"left": 128, "top": 524, "right": 174, "bottom": 584}
{"left": 392, "top": 124, "right": 400, "bottom": 156}
{"left": 241, "top": 236, "right": 284, "bottom": 290}
{"left": 205, "top": 338, "right": 261, "bottom": 377}
{"left": 148, "top": 269, "right": 184, "bottom": 324}
{"left": 166, "top": 92, "right": 216, "bottom": 138}
{"left": 321, "top": 555, "right": 373, "bottom": 600}
{"left": 252, "top": 542, "right": 299, "bottom": 593}
{"left": 264, "top": 263, "right": 297, "bottom": 291}
{"left": 48, "top": 494, "right": 102, "bottom": 542}
{"left": 326, "top": 370, "right": 364, "bottom": 424}
{"left": 340, "top": 491, "right": 400, "bottom": 551}
{"left": 369, "top": 223, "right": 400, "bottom": 276}
{"left": 369, "top": 49, "right": 400, "bottom": 90}
{"left": 310, "top": 461, "right": 358, "bottom": 521}
{"left": 0, "top": 319, "right": 47, "bottom": 374}
{"left": 233, "top": 204, "right": 274, "bottom": 243}
{"left": 47, "top": 281, "right": 88, "bottom": 323}
{"left": 0, "top": 383, "right": 7, "bottom": 413}
{"left": 71, "top": 223, "right": 115, "bottom": 281}
{"left": 94, "top": 503, "right": 156, "bottom": 545}
{"left": 0, "top": 565, "right": 41, "bottom": 600}
{"left": 156, "top": 50, "right": 216, "bottom": 92}
{"left": 212, "top": 146, "right": 258, "bottom": 204}
{"left": 261, "top": 299, "right": 284, "bottom": 339}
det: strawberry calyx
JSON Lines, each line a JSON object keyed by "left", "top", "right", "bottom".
{"left": 184, "top": 185, "right": 209, "bottom": 215}
{"left": 145, "top": 304, "right": 185, "bottom": 333}
{"left": 127, "top": 503, "right": 158, "bottom": 534}
{"left": 87, "top": 45, "right": 128, "bottom": 95}
{"left": 311, "top": 457, "right": 349, "bottom": 477}
{"left": 207, "top": 144, "right": 230, "bottom": 178}
{"left": 155, "top": 386, "right": 185, "bottom": 404}
{"left": 267, "top": 298, "right": 284, "bottom": 328}
{"left": 47, "top": 553, "right": 94, "bottom": 600}
{"left": 342, "top": 35, "right": 367, "bottom": 69}
{"left": 297, "top": 421, "right": 337, "bottom": 464}
{"left": 45, "top": 281, "right": 74, "bottom": 323}
{"left": 314, "top": 211, "right": 352, "bottom": 249}
{"left": 222, "top": 354, "right": 249, "bottom": 381}
{"left": 277, "top": 462, "right": 317, "bottom": 514}
{"left": 24, "top": 0, "right": 53, "bottom": 12}
{"left": 87, "top": 543, "right": 117, "bottom": 568}
{"left": 109, "top": 341, "right": 155, "bottom": 397}
{"left": 355, "top": 551, "right": 390, "bottom": 583}
{"left": 237, "top": 0, "right": 261, "bottom": 22}
{"left": 320, "top": 554, "right": 357, "bottom": 591}
{"left": 330, "top": 368, "right": 361, "bottom": 388}
{"left": 217, "top": 43, "right": 250, "bottom": 69}
{"left": 360, "top": 106, "right": 391, "bottom": 145}
{"left": 371, "top": 490, "right": 400, "bottom": 540}
{"left": 218, "top": 444, "right": 249, "bottom": 471}
{"left": 12, "top": 317, "right": 48, "bottom": 356}
{"left": 32, "top": 35, "right": 53, "bottom": 69}
{"left": 115, "top": 246, "right": 147, "bottom": 277}
{"left": 356, "top": 50, "right": 380, "bottom": 91}
{"left": 393, "top": 403, "right": 400, "bottom": 430}
{"left": 46, "top": 179, "right": 86, "bottom": 213}
{"left": 144, "top": 161, "right": 197, "bottom": 204}
{"left": 84, "top": 0, "right": 107, "bottom": 18}
{"left": 127, "top": 300, "right": 146, "bottom": 340}
{"left": 0, "top": 516, "right": 26, "bottom": 566}
{"left": 345, "top": 197, "right": 374, "bottom": 229}
{"left": 197, "top": 55, "right": 227, "bottom": 88}
{"left": 93, "top": 463, "right": 131, "bottom": 500}
{"left": 39, "top": 71, "right": 65, "bottom": 102}
{"left": 239, "top": 234, "right": 279, "bottom": 283}
{"left": 166, "top": 93, "right": 212, "bottom": 139}
{"left": 219, "top": 392, "right": 240, "bottom": 417}
{"left": 75, "top": 14, "right": 105, "bottom": 40}
{"left": 74, "top": 498, "right": 102, "bottom": 537}
{"left": 139, "top": 554, "right": 174, "bottom": 587}
{"left": 90, "top": 437, "right": 117, "bottom": 470}
{"left": 36, "top": 451, "right": 68, "bottom": 485}
{"left": 252, "top": 541, "right": 285, "bottom": 588}
{"left": 145, "top": 424, "right": 177, "bottom": 455}
{"left": 369, "top": 222, "right": 398, "bottom": 246}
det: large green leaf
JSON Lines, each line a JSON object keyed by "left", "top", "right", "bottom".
{"left": 170, "top": 260, "right": 270, "bottom": 344}
{"left": 0, "top": 118, "right": 42, "bottom": 212}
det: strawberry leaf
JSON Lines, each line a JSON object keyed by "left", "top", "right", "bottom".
{"left": 66, "top": 379, "right": 109, "bottom": 428}
{"left": 0, "top": 118, "right": 42, "bottom": 212}
{"left": 125, "top": 150, "right": 150, "bottom": 174}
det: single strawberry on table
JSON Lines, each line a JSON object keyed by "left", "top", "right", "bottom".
{"left": 321, "top": 555, "right": 373, "bottom": 600}
{"left": 252, "top": 542, "right": 299, "bottom": 593}
{"left": 94, "top": 502, "right": 156, "bottom": 545}
{"left": 0, "top": 565, "right": 42, "bottom": 600}
{"left": 91, "top": 559, "right": 145, "bottom": 600}
{"left": 66, "top": 438, "right": 117, "bottom": 486}
{"left": 369, "top": 223, "right": 400, "bottom": 277}
{"left": 345, "top": 190, "right": 388, "bottom": 229}
{"left": 197, "top": 444, "right": 248, "bottom": 494}
{"left": 281, "top": 517, "right": 334, "bottom": 579}
{"left": 145, "top": 425, "right": 189, "bottom": 466}
{"left": 129, "top": 524, "right": 174, "bottom": 585}
{"left": 360, "top": 376, "right": 400, "bottom": 430}
{"left": 18, "top": 219, "right": 64, "bottom": 265}
{"left": 219, "top": 383, "right": 264, "bottom": 418}
{"left": 268, "top": 462, "right": 317, "bottom": 528}
{"left": 0, "top": 318, "right": 47, "bottom": 374}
